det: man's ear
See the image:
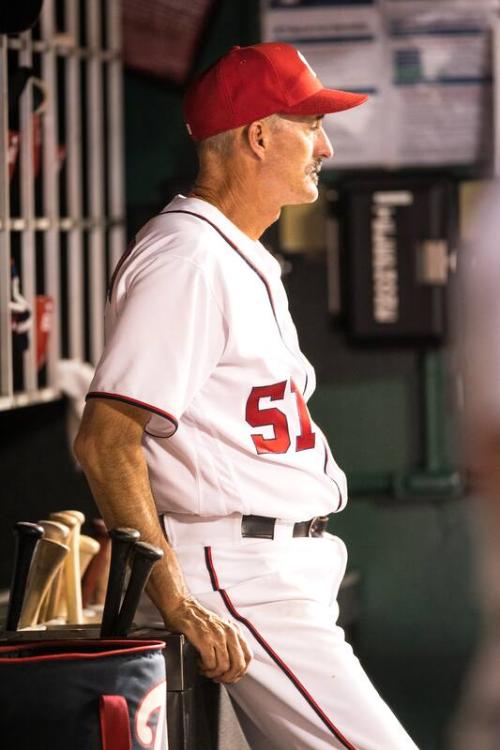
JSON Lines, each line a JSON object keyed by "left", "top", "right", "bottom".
{"left": 247, "top": 121, "right": 267, "bottom": 159}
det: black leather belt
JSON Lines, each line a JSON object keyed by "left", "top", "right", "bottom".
{"left": 241, "top": 514, "right": 329, "bottom": 540}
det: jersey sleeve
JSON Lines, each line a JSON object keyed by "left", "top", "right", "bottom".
{"left": 87, "top": 253, "right": 227, "bottom": 437}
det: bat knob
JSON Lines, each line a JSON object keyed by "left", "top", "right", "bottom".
{"left": 6, "top": 522, "right": 45, "bottom": 631}
{"left": 110, "top": 542, "right": 164, "bottom": 637}
{"left": 100, "top": 527, "right": 141, "bottom": 637}
{"left": 133, "top": 541, "right": 164, "bottom": 561}
{"left": 61, "top": 510, "right": 85, "bottom": 525}
{"left": 109, "top": 527, "right": 141, "bottom": 543}
{"left": 14, "top": 522, "right": 44, "bottom": 539}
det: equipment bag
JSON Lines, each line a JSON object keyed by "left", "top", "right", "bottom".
{"left": 0, "top": 639, "right": 168, "bottom": 750}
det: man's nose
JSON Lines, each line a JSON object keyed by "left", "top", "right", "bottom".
{"left": 315, "top": 127, "right": 334, "bottom": 159}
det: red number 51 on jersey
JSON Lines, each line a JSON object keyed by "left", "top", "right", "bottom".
{"left": 245, "top": 379, "right": 316, "bottom": 455}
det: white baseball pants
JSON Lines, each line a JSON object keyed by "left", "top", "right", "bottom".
{"left": 163, "top": 514, "right": 419, "bottom": 750}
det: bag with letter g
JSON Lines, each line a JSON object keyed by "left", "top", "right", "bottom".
{"left": 0, "top": 639, "right": 167, "bottom": 750}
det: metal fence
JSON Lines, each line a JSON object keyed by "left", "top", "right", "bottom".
{"left": 0, "top": 0, "right": 124, "bottom": 410}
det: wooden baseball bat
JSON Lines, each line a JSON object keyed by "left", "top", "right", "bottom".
{"left": 82, "top": 518, "right": 110, "bottom": 607}
{"left": 79, "top": 535, "right": 100, "bottom": 579}
{"left": 5, "top": 522, "right": 44, "bottom": 631}
{"left": 37, "top": 520, "right": 70, "bottom": 622}
{"left": 79, "top": 535, "right": 101, "bottom": 623}
{"left": 47, "top": 512, "right": 78, "bottom": 620}
{"left": 38, "top": 520, "right": 70, "bottom": 543}
{"left": 80, "top": 534, "right": 101, "bottom": 581}
{"left": 100, "top": 527, "right": 140, "bottom": 637}
{"left": 61, "top": 510, "right": 85, "bottom": 623}
{"left": 112, "top": 541, "right": 164, "bottom": 637}
{"left": 43, "top": 569, "right": 66, "bottom": 622}
{"left": 49, "top": 511, "right": 84, "bottom": 623}
{"left": 18, "top": 538, "right": 69, "bottom": 628}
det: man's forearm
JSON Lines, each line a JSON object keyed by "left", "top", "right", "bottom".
{"left": 75, "top": 405, "right": 190, "bottom": 623}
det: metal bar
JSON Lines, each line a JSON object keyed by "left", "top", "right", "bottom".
{"left": 0, "top": 35, "right": 13, "bottom": 399}
{"left": 0, "top": 217, "right": 115, "bottom": 231}
{"left": 19, "top": 30, "right": 37, "bottom": 392}
{"left": 87, "top": 0, "right": 105, "bottom": 364}
{"left": 107, "top": 0, "right": 126, "bottom": 272}
{"left": 422, "top": 350, "right": 447, "bottom": 473}
{"left": 7, "top": 36, "right": 120, "bottom": 59}
{"left": 66, "top": 0, "right": 84, "bottom": 361}
{"left": 41, "top": 0, "right": 62, "bottom": 387}
{"left": 0, "top": 387, "right": 61, "bottom": 411}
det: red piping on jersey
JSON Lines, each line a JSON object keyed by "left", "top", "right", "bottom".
{"left": 204, "top": 547, "right": 220, "bottom": 591}
{"left": 86, "top": 392, "right": 178, "bottom": 436}
{"left": 203, "top": 546, "right": 359, "bottom": 750}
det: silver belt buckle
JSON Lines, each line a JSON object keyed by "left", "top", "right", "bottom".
{"left": 309, "top": 515, "right": 329, "bottom": 537}
{"left": 308, "top": 516, "right": 320, "bottom": 537}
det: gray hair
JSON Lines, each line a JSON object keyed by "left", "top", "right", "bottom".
{"left": 196, "top": 114, "right": 284, "bottom": 158}
{"left": 196, "top": 128, "right": 237, "bottom": 158}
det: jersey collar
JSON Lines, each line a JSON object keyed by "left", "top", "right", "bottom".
{"left": 165, "top": 194, "right": 282, "bottom": 279}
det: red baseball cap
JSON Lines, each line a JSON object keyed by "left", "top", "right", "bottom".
{"left": 183, "top": 42, "right": 368, "bottom": 141}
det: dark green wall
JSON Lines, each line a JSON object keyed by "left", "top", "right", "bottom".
{"left": 284, "top": 253, "right": 480, "bottom": 750}
{"left": 330, "top": 498, "right": 479, "bottom": 750}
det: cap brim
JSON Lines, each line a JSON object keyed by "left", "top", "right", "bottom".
{"left": 282, "top": 88, "right": 368, "bottom": 116}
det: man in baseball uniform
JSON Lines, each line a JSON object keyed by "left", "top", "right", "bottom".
{"left": 75, "top": 43, "right": 418, "bottom": 750}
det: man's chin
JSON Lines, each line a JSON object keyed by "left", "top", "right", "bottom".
{"left": 303, "top": 189, "right": 319, "bottom": 205}
{"left": 286, "top": 185, "right": 319, "bottom": 206}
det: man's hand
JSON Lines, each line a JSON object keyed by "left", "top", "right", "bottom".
{"left": 164, "top": 596, "right": 253, "bottom": 684}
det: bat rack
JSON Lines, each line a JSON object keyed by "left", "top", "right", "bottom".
{"left": 0, "top": 0, "right": 125, "bottom": 411}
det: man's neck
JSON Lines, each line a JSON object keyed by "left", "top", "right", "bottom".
{"left": 189, "top": 177, "right": 280, "bottom": 241}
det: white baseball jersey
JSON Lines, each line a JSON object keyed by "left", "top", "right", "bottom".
{"left": 88, "top": 194, "right": 347, "bottom": 520}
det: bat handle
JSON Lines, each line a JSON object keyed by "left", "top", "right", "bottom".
{"left": 5, "top": 522, "right": 44, "bottom": 631}
{"left": 100, "top": 527, "right": 140, "bottom": 637}
{"left": 112, "top": 542, "right": 164, "bottom": 637}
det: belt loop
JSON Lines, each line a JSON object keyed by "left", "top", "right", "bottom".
{"left": 273, "top": 519, "right": 295, "bottom": 541}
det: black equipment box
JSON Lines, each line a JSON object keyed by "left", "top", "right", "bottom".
{"left": 336, "top": 176, "right": 457, "bottom": 344}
